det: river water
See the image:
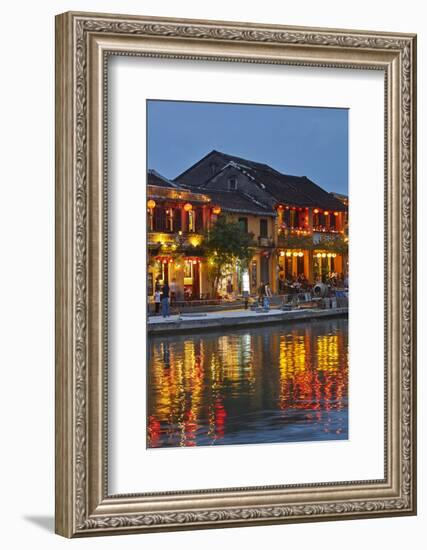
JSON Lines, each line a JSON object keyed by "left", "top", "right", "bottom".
{"left": 147, "top": 317, "right": 348, "bottom": 448}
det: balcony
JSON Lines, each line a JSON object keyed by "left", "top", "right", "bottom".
{"left": 258, "top": 236, "right": 275, "bottom": 248}
{"left": 312, "top": 228, "right": 342, "bottom": 242}
{"left": 148, "top": 231, "right": 204, "bottom": 251}
{"left": 313, "top": 233, "right": 348, "bottom": 254}
{"left": 277, "top": 233, "right": 313, "bottom": 249}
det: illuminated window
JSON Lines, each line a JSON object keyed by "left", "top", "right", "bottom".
{"left": 184, "top": 260, "right": 193, "bottom": 279}
{"left": 166, "top": 208, "right": 174, "bottom": 232}
{"left": 312, "top": 212, "right": 318, "bottom": 228}
{"left": 251, "top": 261, "right": 257, "bottom": 287}
{"left": 188, "top": 210, "right": 195, "bottom": 232}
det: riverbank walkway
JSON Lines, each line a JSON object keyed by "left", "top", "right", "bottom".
{"left": 148, "top": 306, "right": 348, "bottom": 335}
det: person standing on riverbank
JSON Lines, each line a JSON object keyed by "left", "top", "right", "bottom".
{"left": 161, "top": 282, "right": 170, "bottom": 318}
{"left": 154, "top": 289, "right": 161, "bottom": 314}
{"left": 258, "top": 282, "right": 266, "bottom": 305}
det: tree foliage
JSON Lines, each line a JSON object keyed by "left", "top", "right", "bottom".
{"left": 204, "top": 215, "right": 256, "bottom": 294}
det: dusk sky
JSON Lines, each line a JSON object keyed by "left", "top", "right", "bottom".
{"left": 147, "top": 100, "right": 348, "bottom": 195}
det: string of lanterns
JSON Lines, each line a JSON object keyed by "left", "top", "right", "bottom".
{"left": 278, "top": 250, "right": 338, "bottom": 258}
{"left": 155, "top": 256, "right": 202, "bottom": 267}
{"left": 147, "top": 199, "right": 222, "bottom": 216}
{"left": 149, "top": 200, "right": 340, "bottom": 217}
{"left": 279, "top": 251, "right": 304, "bottom": 257}
{"left": 316, "top": 252, "right": 337, "bottom": 258}
{"left": 277, "top": 204, "right": 340, "bottom": 215}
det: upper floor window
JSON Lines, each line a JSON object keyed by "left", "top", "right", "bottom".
{"left": 313, "top": 211, "right": 319, "bottom": 227}
{"left": 153, "top": 206, "right": 167, "bottom": 232}
{"left": 313, "top": 211, "right": 326, "bottom": 228}
{"left": 195, "top": 207, "right": 204, "bottom": 233}
{"left": 148, "top": 208, "right": 154, "bottom": 231}
{"left": 166, "top": 208, "right": 174, "bottom": 232}
{"left": 173, "top": 208, "right": 182, "bottom": 232}
{"left": 319, "top": 213, "right": 326, "bottom": 227}
{"left": 259, "top": 219, "right": 268, "bottom": 238}
{"left": 238, "top": 217, "right": 248, "bottom": 233}
{"left": 188, "top": 210, "right": 195, "bottom": 232}
{"left": 228, "top": 176, "right": 238, "bottom": 191}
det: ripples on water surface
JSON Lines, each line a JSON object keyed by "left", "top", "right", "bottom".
{"left": 147, "top": 318, "right": 348, "bottom": 448}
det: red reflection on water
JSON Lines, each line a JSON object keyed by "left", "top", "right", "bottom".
{"left": 147, "top": 415, "right": 161, "bottom": 448}
{"left": 147, "top": 321, "right": 348, "bottom": 448}
{"left": 214, "top": 397, "right": 227, "bottom": 440}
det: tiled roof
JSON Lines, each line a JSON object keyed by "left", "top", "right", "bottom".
{"left": 175, "top": 150, "right": 347, "bottom": 212}
{"left": 204, "top": 189, "right": 275, "bottom": 216}
{"left": 147, "top": 169, "right": 179, "bottom": 188}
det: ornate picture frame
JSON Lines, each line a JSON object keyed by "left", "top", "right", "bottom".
{"left": 55, "top": 11, "right": 416, "bottom": 537}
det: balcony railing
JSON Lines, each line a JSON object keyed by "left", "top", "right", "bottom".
{"left": 277, "top": 233, "right": 313, "bottom": 249}
{"left": 312, "top": 227, "right": 341, "bottom": 235}
{"left": 258, "top": 236, "right": 275, "bottom": 247}
{"left": 148, "top": 231, "right": 204, "bottom": 249}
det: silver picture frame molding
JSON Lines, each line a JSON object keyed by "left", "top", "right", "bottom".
{"left": 55, "top": 11, "right": 416, "bottom": 537}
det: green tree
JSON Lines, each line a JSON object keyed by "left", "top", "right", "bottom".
{"left": 204, "top": 216, "right": 256, "bottom": 296}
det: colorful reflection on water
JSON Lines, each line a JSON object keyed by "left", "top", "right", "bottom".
{"left": 147, "top": 318, "right": 348, "bottom": 448}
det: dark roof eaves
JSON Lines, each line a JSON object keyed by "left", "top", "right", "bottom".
{"left": 148, "top": 169, "right": 180, "bottom": 188}
{"left": 221, "top": 206, "right": 275, "bottom": 216}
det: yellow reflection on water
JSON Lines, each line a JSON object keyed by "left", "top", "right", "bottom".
{"left": 147, "top": 321, "right": 348, "bottom": 448}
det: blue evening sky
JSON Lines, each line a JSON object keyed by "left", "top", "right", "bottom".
{"left": 147, "top": 100, "right": 348, "bottom": 195}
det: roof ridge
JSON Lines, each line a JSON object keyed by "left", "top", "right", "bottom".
{"left": 215, "top": 150, "right": 275, "bottom": 171}
{"left": 172, "top": 149, "right": 218, "bottom": 182}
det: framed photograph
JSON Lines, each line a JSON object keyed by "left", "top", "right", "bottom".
{"left": 55, "top": 11, "right": 417, "bottom": 537}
